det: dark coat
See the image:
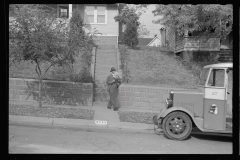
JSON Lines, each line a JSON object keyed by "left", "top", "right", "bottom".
{"left": 106, "top": 74, "right": 121, "bottom": 109}
{"left": 106, "top": 74, "right": 121, "bottom": 92}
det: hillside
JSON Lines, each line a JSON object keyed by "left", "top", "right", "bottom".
{"left": 122, "top": 47, "right": 202, "bottom": 89}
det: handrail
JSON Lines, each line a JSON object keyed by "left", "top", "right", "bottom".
{"left": 175, "top": 36, "right": 221, "bottom": 53}
{"left": 176, "top": 36, "right": 220, "bottom": 41}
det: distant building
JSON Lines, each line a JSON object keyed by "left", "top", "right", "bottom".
{"left": 147, "top": 36, "right": 161, "bottom": 47}
{"left": 138, "top": 36, "right": 161, "bottom": 47}
{"left": 161, "top": 26, "right": 233, "bottom": 62}
{"left": 137, "top": 38, "right": 152, "bottom": 46}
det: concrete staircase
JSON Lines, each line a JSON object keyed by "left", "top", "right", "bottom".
{"left": 93, "top": 36, "right": 119, "bottom": 105}
{"left": 95, "top": 45, "right": 118, "bottom": 84}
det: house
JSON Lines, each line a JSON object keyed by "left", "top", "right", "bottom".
{"left": 161, "top": 26, "right": 233, "bottom": 62}
{"left": 32, "top": 4, "right": 126, "bottom": 46}
{"left": 119, "top": 4, "right": 164, "bottom": 46}
{"left": 137, "top": 38, "right": 153, "bottom": 46}
{"left": 138, "top": 36, "right": 161, "bottom": 47}
{"left": 147, "top": 36, "right": 161, "bottom": 47}
{"left": 9, "top": 4, "right": 129, "bottom": 104}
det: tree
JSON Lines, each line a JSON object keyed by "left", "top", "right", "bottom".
{"left": 114, "top": 5, "right": 141, "bottom": 26}
{"left": 68, "top": 7, "right": 95, "bottom": 82}
{"left": 122, "top": 20, "right": 139, "bottom": 48}
{"left": 152, "top": 4, "right": 233, "bottom": 40}
{"left": 138, "top": 24, "right": 150, "bottom": 38}
{"left": 114, "top": 5, "right": 149, "bottom": 43}
{"left": 9, "top": 4, "right": 80, "bottom": 107}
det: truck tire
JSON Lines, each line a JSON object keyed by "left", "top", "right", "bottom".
{"left": 162, "top": 111, "right": 192, "bottom": 140}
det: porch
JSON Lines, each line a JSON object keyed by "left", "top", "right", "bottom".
{"left": 175, "top": 36, "right": 221, "bottom": 53}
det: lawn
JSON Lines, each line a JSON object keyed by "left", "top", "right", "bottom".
{"left": 9, "top": 104, "right": 95, "bottom": 120}
{"left": 118, "top": 111, "right": 159, "bottom": 124}
{"left": 123, "top": 47, "right": 200, "bottom": 89}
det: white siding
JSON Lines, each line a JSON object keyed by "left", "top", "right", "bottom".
{"left": 166, "top": 27, "right": 176, "bottom": 52}
{"left": 82, "top": 4, "right": 118, "bottom": 36}
{"left": 148, "top": 38, "right": 161, "bottom": 46}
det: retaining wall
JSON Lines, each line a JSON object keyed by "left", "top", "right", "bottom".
{"left": 119, "top": 84, "right": 232, "bottom": 116}
{"left": 9, "top": 78, "right": 93, "bottom": 106}
{"left": 118, "top": 84, "right": 176, "bottom": 109}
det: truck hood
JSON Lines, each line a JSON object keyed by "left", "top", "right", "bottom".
{"left": 171, "top": 89, "right": 203, "bottom": 94}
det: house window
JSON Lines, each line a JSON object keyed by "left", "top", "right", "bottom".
{"left": 58, "top": 6, "right": 69, "bottom": 18}
{"left": 85, "top": 5, "right": 107, "bottom": 24}
{"left": 85, "top": 6, "right": 94, "bottom": 23}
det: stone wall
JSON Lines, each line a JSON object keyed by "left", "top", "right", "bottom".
{"left": 119, "top": 84, "right": 232, "bottom": 116}
{"left": 9, "top": 78, "right": 93, "bottom": 106}
{"left": 118, "top": 84, "right": 175, "bottom": 109}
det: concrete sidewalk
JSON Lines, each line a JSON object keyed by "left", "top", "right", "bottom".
{"left": 9, "top": 101, "right": 162, "bottom": 132}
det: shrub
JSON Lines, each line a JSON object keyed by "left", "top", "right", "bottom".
{"left": 118, "top": 44, "right": 131, "bottom": 83}
{"left": 122, "top": 20, "right": 139, "bottom": 48}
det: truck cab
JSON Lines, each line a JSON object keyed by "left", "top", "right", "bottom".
{"left": 153, "top": 63, "right": 232, "bottom": 140}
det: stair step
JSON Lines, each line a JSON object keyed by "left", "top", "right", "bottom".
{"left": 95, "top": 64, "right": 117, "bottom": 66}
{"left": 96, "top": 65, "right": 116, "bottom": 67}
{"left": 96, "top": 50, "right": 116, "bottom": 52}
{"left": 97, "top": 46, "right": 116, "bottom": 49}
{"left": 96, "top": 68, "right": 116, "bottom": 70}
{"left": 96, "top": 59, "right": 116, "bottom": 61}
{"left": 96, "top": 55, "right": 116, "bottom": 57}
{"left": 96, "top": 54, "right": 116, "bottom": 56}
{"left": 95, "top": 65, "right": 117, "bottom": 67}
{"left": 97, "top": 58, "right": 116, "bottom": 59}
{"left": 96, "top": 56, "right": 116, "bottom": 58}
{"left": 94, "top": 42, "right": 118, "bottom": 86}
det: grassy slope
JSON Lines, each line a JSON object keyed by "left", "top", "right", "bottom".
{"left": 9, "top": 54, "right": 85, "bottom": 81}
{"left": 127, "top": 49, "right": 199, "bottom": 89}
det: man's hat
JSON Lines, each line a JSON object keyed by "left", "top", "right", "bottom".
{"left": 110, "top": 67, "right": 116, "bottom": 72}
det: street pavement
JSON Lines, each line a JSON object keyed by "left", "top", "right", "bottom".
{"left": 9, "top": 100, "right": 233, "bottom": 154}
{"left": 9, "top": 100, "right": 162, "bottom": 133}
{"left": 9, "top": 122, "right": 232, "bottom": 154}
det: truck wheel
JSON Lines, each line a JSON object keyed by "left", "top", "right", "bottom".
{"left": 162, "top": 111, "right": 192, "bottom": 140}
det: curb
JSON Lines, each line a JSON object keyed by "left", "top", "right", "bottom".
{"left": 9, "top": 115, "right": 154, "bottom": 132}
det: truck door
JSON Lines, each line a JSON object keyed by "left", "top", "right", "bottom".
{"left": 203, "top": 68, "right": 227, "bottom": 131}
{"left": 226, "top": 69, "right": 232, "bottom": 131}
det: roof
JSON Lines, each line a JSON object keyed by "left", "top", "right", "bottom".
{"left": 147, "top": 36, "right": 160, "bottom": 46}
{"left": 138, "top": 38, "right": 153, "bottom": 46}
{"left": 203, "top": 63, "right": 233, "bottom": 69}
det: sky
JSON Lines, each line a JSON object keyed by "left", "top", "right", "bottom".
{"left": 137, "top": 4, "right": 163, "bottom": 38}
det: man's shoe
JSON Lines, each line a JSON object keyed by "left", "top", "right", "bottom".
{"left": 113, "top": 108, "right": 119, "bottom": 111}
{"left": 107, "top": 107, "right": 112, "bottom": 109}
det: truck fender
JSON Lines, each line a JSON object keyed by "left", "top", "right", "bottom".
{"left": 158, "top": 107, "right": 204, "bottom": 131}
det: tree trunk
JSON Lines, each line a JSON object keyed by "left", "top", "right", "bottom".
{"left": 39, "top": 78, "right": 42, "bottom": 108}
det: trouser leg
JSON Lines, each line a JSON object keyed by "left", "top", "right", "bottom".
{"left": 107, "top": 101, "right": 112, "bottom": 109}
{"left": 107, "top": 93, "right": 113, "bottom": 109}
{"left": 115, "top": 96, "right": 120, "bottom": 109}
{"left": 112, "top": 94, "right": 120, "bottom": 110}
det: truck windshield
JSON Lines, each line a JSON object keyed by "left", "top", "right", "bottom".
{"left": 207, "top": 69, "right": 225, "bottom": 87}
{"left": 199, "top": 68, "right": 209, "bottom": 86}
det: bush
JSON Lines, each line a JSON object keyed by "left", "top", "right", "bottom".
{"left": 122, "top": 20, "right": 139, "bottom": 48}
{"left": 118, "top": 44, "right": 131, "bottom": 83}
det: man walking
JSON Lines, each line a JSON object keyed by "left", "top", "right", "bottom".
{"left": 106, "top": 67, "right": 121, "bottom": 111}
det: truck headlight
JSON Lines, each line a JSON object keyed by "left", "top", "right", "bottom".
{"left": 165, "top": 98, "right": 173, "bottom": 108}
